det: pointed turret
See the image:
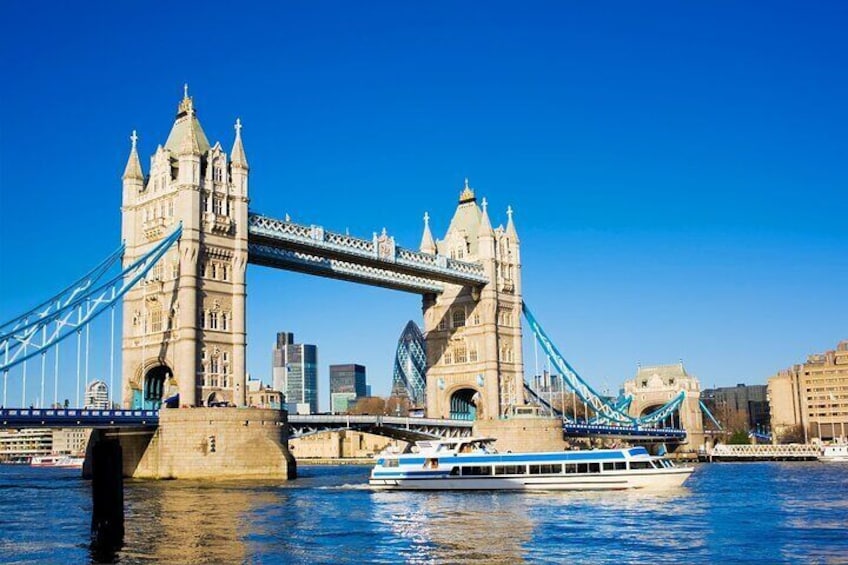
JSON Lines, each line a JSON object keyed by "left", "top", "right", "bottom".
{"left": 505, "top": 205, "right": 519, "bottom": 242}
{"left": 164, "top": 84, "right": 211, "bottom": 155}
{"left": 178, "top": 110, "right": 203, "bottom": 156}
{"left": 479, "top": 197, "right": 493, "bottom": 235}
{"left": 230, "top": 118, "right": 249, "bottom": 197}
{"left": 420, "top": 212, "right": 436, "bottom": 254}
{"left": 122, "top": 130, "right": 144, "bottom": 181}
{"left": 231, "top": 118, "right": 249, "bottom": 169}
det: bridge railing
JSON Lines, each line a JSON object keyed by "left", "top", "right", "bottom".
{"left": 1, "top": 408, "right": 159, "bottom": 419}
{"left": 709, "top": 443, "right": 819, "bottom": 458}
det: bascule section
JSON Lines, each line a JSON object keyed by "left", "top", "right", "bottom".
{"left": 121, "top": 87, "right": 249, "bottom": 410}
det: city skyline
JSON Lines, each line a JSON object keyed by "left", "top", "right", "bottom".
{"left": 1, "top": 3, "right": 846, "bottom": 412}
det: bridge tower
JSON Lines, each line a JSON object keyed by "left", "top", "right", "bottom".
{"left": 624, "top": 363, "right": 705, "bottom": 449}
{"left": 422, "top": 181, "right": 525, "bottom": 420}
{"left": 121, "top": 88, "right": 249, "bottom": 409}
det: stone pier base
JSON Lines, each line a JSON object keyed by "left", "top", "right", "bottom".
{"left": 473, "top": 417, "right": 567, "bottom": 453}
{"left": 90, "top": 408, "right": 296, "bottom": 480}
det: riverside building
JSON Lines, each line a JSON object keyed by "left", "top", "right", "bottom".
{"left": 768, "top": 340, "right": 848, "bottom": 442}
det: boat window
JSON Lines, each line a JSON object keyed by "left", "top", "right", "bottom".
{"left": 460, "top": 465, "right": 492, "bottom": 476}
{"left": 449, "top": 467, "right": 460, "bottom": 476}
{"left": 604, "top": 462, "right": 626, "bottom": 471}
{"left": 565, "top": 463, "right": 577, "bottom": 474}
{"left": 424, "top": 458, "right": 439, "bottom": 469}
{"left": 577, "top": 463, "right": 588, "bottom": 474}
{"left": 588, "top": 463, "right": 600, "bottom": 473}
{"left": 629, "top": 461, "right": 653, "bottom": 470}
{"left": 494, "top": 465, "right": 527, "bottom": 475}
{"left": 382, "top": 459, "right": 399, "bottom": 468}
{"left": 529, "top": 464, "right": 562, "bottom": 475}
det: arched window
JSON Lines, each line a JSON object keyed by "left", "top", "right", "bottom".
{"left": 454, "top": 344, "right": 467, "bottom": 364}
{"left": 452, "top": 308, "right": 466, "bottom": 328}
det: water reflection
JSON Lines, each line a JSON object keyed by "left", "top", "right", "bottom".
{"left": 119, "top": 480, "right": 278, "bottom": 564}
{"left": 370, "top": 491, "right": 534, "bottom": 563}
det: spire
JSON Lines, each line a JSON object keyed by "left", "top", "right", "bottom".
{"left": 505, "top": 205, "right": 519, "bottom": 239}
{"left": 178, "top": 83, "right": 194, "bottom": 116}
{"left": 459, "top": 177, "right": 476, "bottom": 204}
{"left": 478, "top": 197, "right": 493, "bottom": 236}
{"left": 231, "top": 118, "right": 249, "bottom": 168}
{"left": 122, "top": 130, "right": 144, "bottom": 180}
{"left": 178, "top": 112, "right": 202, "bottom": 156}
{"left": 420, "top": 212, "right": 436, "bottom": 254}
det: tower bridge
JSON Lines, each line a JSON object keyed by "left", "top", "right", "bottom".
{"left": 0, "top": 89, "right": 696, "bottom": 477}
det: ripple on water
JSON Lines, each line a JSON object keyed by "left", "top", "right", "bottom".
{"left": 1, "top": 462, "right": 846, "bottom": 564}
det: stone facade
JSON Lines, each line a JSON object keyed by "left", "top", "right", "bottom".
{"left": 624, "top": 363, "right": 705, "bottom": 449}
{"left": 768, "top": 340, "right": 848, "bottom": 442}
{"left": 121, "top": 87, "right": 249, "bottom": 409}
{"left": 289, "top": 430, "right": 409, "bottom": 459}
{"left": 423, "top": 181, "right": 524, "bottom": 420}
{"left": 98, "top": 408, "right": 295, "bottom": 479}
{"left": 473, "top": 417, "right": 567, "bottom": 453}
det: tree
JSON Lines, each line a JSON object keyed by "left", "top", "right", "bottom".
{"left": 777, "top": 424, "right": 805, "bottom": 444}
{"left": 349, "top": 396, "right": 386, "bottom": 415}
{"left": 727, "top": 429, "right": 750, "bottom": 445}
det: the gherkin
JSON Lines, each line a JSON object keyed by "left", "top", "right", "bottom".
{"left": 391, "top": 320, "right": 427, "bottom": 406}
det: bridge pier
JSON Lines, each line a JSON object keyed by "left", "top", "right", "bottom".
{"left": 85, "top": 408, "right": 295, "bottom": 479}
{"left": 90, "top": 438, "right": 124, "bottom": 560}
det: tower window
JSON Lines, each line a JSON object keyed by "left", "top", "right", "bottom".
{"left": 452, "top": 308, "right": 466, "bottom": 328}
{"left": 209, "top": 311, "right": 219, "bottom": 330}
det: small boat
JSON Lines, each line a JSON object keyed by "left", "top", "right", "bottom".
{"left": 30, "top": 455, "right": 85, "bottom": 468}
{"left": 369, "top": 437, "right": 694, "bottom": 491}
{"left": 818, "top": 444, "right": 848, "bottom": 462}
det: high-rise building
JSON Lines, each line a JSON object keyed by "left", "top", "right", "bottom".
{"left": 329, "top": 364, "right": 367, "bottom": 414}
{"left": 84, "top": 380, "right": 110, "bottom": 410}
{"left": 701, "top": 384, "right": 770, "bottom": 432}
{"left": 391, "top": 320, "right": 427, "bottom": 407}
{"left": 271, "top": 332, "right": 318, "bottom": 414}
{"left": 768, "top": 341, "right": 848, "bottom": 442}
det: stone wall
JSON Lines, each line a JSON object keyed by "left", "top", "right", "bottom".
{"left": 98, "top": 407, "right": 295, "bottom": 479}
{"left": 473, "top": 417, "right": 567, "bottom": 453}
{"left": 289, "top": 430, "right": 409, "bottom": 459}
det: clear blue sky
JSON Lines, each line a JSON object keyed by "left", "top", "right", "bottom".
{"left": 1, "top": 1, "right": 846, "bottom": 410}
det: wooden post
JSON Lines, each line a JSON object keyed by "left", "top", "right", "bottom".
{"left": 90, "top": 438, "right": 124, "bottom": 558}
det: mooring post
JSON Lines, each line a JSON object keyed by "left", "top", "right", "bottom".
{"left": 90, "top": 437, "right": 124, "bottom": 559}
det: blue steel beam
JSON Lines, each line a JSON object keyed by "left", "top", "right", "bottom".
{"left": 0, "top": 408, "right": 159, "bottom": 428}
{"left": 1, "top": 226, "right": 182, "bottom": 372}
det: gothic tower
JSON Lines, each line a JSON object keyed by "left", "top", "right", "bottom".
{"left": 423, "top": 180, "right": 525, "bottom": 420}
{"left": 121, "top": 87, "right": 249, "bottom": 408}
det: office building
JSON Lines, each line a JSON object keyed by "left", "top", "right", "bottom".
{"left": 768, "top": 340, "right": 848, "bottom": 442}
{"left": 701, "top": 384, "right": 770, "bottom": 432}
{"left": 271, "top": 331, "right": 318, "bottom": 414}
{"left": 329, "top": 364, "right": 367, "bottom": 413}
{"left": 84, "top": 380, "right": 110, "bottom": 410}
{"left": 391, "top": 320, "right": 427, "bottom": 406}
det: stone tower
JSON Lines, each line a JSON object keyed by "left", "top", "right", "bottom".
{"left": 423, "top": 180, "right": 525, "bottom": 420}
{"left": 121, "top": 87, "right": 249, "bottom": 409}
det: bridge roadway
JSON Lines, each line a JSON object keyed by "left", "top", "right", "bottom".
{"left": 0, "top": 409, "right": 684, "bottom": 442}
{"left": 0, "top": 408, "right": 474, "bottom": 442}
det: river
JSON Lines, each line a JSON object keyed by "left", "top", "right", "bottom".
{"left": 1, "top": 462, "right": 846, "bottom": 564}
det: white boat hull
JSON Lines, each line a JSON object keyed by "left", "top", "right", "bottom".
{"left": 370, "top": 468, "right": 692, "bottom": 491}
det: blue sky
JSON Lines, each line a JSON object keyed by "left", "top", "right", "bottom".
{"left": 1, "top": 2, "right": 846, "bottom": 409}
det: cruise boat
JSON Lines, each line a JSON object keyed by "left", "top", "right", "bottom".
{"left": 818, "top": 444, "right": 848, "bottom": 462}
{"left": 369, "top": 437, "right": 694, "bottom": 490}
{"left": 30, "top": 455, "right": 85, "bottom": 468}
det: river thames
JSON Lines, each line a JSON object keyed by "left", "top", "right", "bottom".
{"left": 1, "top": 462, "right": 846, "bottom": 564}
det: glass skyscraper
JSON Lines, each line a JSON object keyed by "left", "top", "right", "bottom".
{"left": 391, "top": 320, "right": 427, "bottom": 407}
{"left": 272, "top": 331, "right": 318, "bottom": 414}
{"left": 329, "top": 364, "right": 367, "bottom": 413}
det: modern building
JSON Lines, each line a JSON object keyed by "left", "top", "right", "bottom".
{"left": 0, "top": 428, "right": 92, "bottom": 462}
{"left": 84, "top": 380, "right": 110, "bottom": 410}
{"left": 701, "top": 384, "right": 770, "bottom": 432}
{"left": 271, "top": 331, "right": 318, "bottom": 414}
{"left": 768, "top": 340, "right": 848, "bottom": 442}
{"left": 390, "top": 320, "right": 427, "bottom": 407}
{"left": 329, "top": 364, "right": 367, "bottom": 414}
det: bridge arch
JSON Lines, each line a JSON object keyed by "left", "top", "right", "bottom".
{"left": 448, "top": 386, "right": 482, "bottom": 421}
{"left": 140, "top": 363, "right": 173, "bottom": 410}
